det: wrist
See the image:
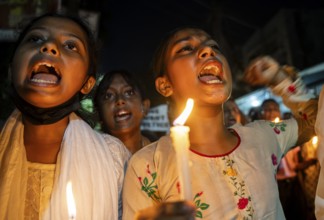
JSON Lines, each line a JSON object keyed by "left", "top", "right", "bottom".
{"left": 268, "top": 65, "right": 298, "bottom": 87}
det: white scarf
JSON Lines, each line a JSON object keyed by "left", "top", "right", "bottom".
{"left": 0, "top": 110, "right": 118, "bottom": 220}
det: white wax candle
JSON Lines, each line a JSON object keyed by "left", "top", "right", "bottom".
{"left": 170, "top": 125, "right": 192, "bottom": 200}
{"left": 170, "top": 98, "right": 194, "bottom": 201}
{"left": 66, "top": 181, "right": 76, "bottom": 220}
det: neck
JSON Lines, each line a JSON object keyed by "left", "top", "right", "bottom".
{"left": 23, "top": 115, "right": 69, "bottom": 163}
{"left": 115, "top": 130, "right": 145, "bottom": 154}
{"left": 185, "top": 106, "right": 238, "bottom": 155}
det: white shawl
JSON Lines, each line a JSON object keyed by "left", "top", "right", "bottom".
{"left": 0, "top": 110, "right": 119, "bottom": 220}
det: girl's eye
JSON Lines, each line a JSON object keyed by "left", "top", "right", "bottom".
{"left": 26, "top": 35, "right": 43, "bottom": 44}
{"left": 64, "top": 41, "right": 78, "bottom": 51}
{"left": 104, "top": 92, "right": 114, "bottom": 100}
{"left": 211, "top": 44, "right": 220, "bottom": 51}
{"left": 176, "top": 45, "right": 194, "bottom": 53}
{"left": 124, "top": 89, "right": 135, "bottom": 97}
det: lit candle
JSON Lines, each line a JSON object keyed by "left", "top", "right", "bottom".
{"left": 273, "top": 117, "right": 280, "bottom": 123}
{"left": 170, "top": 98, "right": 194, "bottom": 201}
{"left": 66, "top": 181, "right": 76, "bottom": 220}
{"left": 312, "top": 136, "right": 318, "bottom": 148}
{"left": 312, "top": 136, "right": 318, "bottom": 158}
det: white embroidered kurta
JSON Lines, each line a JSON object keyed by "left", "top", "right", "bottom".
{"left": 123, "top": 120, "right": 298, "bottom": 219}
{"left": 123, "top": 77, "right": 317, "bottom": 220}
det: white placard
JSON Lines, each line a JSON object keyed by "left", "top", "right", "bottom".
{"left": 141, "top": 104, "right": 170, "bottom": 132}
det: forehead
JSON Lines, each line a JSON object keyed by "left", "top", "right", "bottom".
{"left": 27, "top": 17, "right": 88, "bottom": 41}
{"left": 263, "top": 101, "right": 279, "bottom": 109}
{"left": 169, "top": 28, "right": 211, "bottom": 46}
{"left": 110, "top": 74, "right": 129, "bottom": 85}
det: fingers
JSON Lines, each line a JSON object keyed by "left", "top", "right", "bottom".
{"left": 244, "top": 56, "right": 280, "bottom": 86}
{"left": 158, "top": 201, "right": 195, "bottom": 216}
{"left": 135, "top": 201, "right": 196, "bottom": 220}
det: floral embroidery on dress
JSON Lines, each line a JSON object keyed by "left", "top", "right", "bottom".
{"left": 193, "top": 191, "right": 210, "bottom": 218}
{"left": 269, "top": 121, "right": 287, "bottom": 134}
{"left": 288, "top": 84, "right": 297, "bottom": 94}
{"left": 222, "top": 156, "right": 254, "bottom": 218}
{"left": 138, "top": 163, "right": 161, "bottom": 202}
{"left": 271, "top": 154, "right": 278, "bottom": 166}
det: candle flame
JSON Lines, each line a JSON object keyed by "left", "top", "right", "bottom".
{"left": 273, "top": 117, "right": 280, "bottom": 123}
{"left": 173, "top": 98, "right": 194, "bottom": 126}
{"left": 66, "top": 181, "right": 76, "bottom": 219}
{"left": 312, "top": 136, "right": 318, "bottom": 145}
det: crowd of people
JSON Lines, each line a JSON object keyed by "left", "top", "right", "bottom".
{"left": 0, "top": 12, "right": 323, "bottom": 220}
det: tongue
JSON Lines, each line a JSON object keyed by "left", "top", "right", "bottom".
{"left": 32, "top": 73, "right": 59, "bottom": 83}
{"left": 199, "top": 75, "right": 219, "bottom": 83}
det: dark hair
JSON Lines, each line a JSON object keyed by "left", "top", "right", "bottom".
{"left": 261, "top": 98, "right": 279, "bottom": 109}
{"left": 225, "top": 98, "right": 249, "bottom": 125}
{"left": 11, "top": 12, "right": 98, "bottom": 77}
{"left": 94, "top": 70, "right": 147, "bottom": 124}
{"left": 151, "top": 26, "right": 211, "bottom": 79}
{"left": 151, "top": 26, "right": 213, "bottom": 123}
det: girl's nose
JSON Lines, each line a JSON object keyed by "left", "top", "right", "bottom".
{"left": 116, "top": 95, "right": 126, "bottom": 106}
{"left": 199, "top": 46, "right": 216, "bottom": 58}
{"left": 40, "top": 42, "right": 59, "bottom": 56}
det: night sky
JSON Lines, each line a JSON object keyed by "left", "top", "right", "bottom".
{"left": 97, "top": 0, "right": 308, "bottom": 105}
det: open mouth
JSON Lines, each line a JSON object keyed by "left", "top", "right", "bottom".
{"left": 30, "top": 63, "right": 61, "bottom": 85}
{"left": 198, "top": 65, "right": 223, "bottom": 84}
{"left": 114, "top": 109, "right": 132, "bottom": 122}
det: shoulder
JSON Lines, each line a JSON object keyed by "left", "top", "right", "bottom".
{"left": 102, "top": 133, "right": 131, "bottom": 165}
{"left": 129, "top": 135, "right": 176, "bottom": 168}
{"left": 240, "top": 119, "right": 297, "bottom": 135}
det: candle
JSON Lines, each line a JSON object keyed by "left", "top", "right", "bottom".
{"left": 66, "top": 181, "right": 76, "bottom": 220}
{"left": 170, "top": 98, "right": 194, "bottom": 201}
{"left": 273, "top": 117, "right": 280, "bottom": 123}
{"left": 312, "top": 136, "right": 318, "bottom": 148}
{"left": 312, "top": 136, "right": 318, "bottom": 158}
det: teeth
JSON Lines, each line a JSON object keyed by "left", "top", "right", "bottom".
{"left": 116, "top": 110, "right": 129, "bottom": 116}
{"left": 202, "top": 65, "right": 220, "bottom": 74}
{"left": 205, "top": 79, "right": 222, "bottom": 84}
{"left": 37, "top": 63, "right": 53, "bottom": 68}
{"left": 30, "top": 78, "right": 57, "bottom": 84}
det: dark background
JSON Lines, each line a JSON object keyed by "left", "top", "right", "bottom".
{"left": 1, "top": 0, "right": 324, "bottom": 121}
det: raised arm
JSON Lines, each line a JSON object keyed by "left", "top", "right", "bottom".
{"left": 244, "top": 56, "right": 317, "bottom": 146}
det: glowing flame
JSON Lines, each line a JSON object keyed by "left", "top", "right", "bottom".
{"left": 273, "top": 117, "right": 280, "bottom": 123}
{"left": 66, "top": 181, "right": 76, "bottom": 219}
{"left": 173, "top": 98, "right": 194, "bottom": 126}
{"left": 312, "top": 136, "right": 318, "bottom": 145}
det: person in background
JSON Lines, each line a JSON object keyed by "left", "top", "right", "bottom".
{"left": 298, "top": 136, "right": 320, "bottom": 220}
{"left": 247, "top": 106, "right": 261, "bottom": 122}
{"left": 122, "top": 26, "right": 318, "bottom": 219}
{"left": 283, "top": 110, "right": 319, "bottom": 220}
{"left": 0, "top": 13, "right": 130, "bottom": 219}
{"left": 315, "top": 86, "right": 324, "bottom": 219}
{"left": 94, "top": 70, "right": 152, "bottom": 154}
{"left": 260, "top": 98, "right": 281, "bottom": 121}
{"left": 260, "top": 98, "right": 308, "bottom": 219}
{"left": 223, "top": 98, "right": 249, "bottom": 127}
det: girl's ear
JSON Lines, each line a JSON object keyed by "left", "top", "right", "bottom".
{"left": 141, "top": 98, "right": 151, "bottom": 116}
{"left": 81, "top": 76, "right": 96, "bottom": 94}
{"left": 155, "top": 76, "right": 173, "bottom": 97}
